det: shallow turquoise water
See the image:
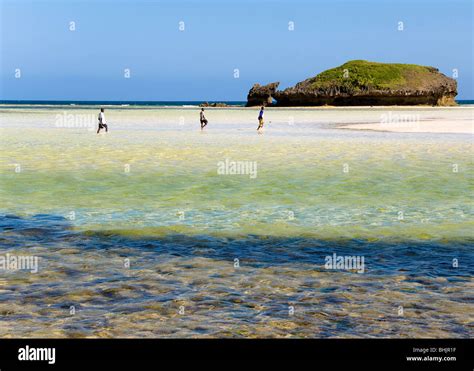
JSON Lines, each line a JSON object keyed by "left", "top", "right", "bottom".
{"left": 0, "top": 107, "right": 473, "bottom": 337}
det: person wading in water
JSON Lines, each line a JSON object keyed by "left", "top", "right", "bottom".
{"left": 257, "top": 106, "right": 265, "bottom": 132}
{"left": 97, "top": 108, "right": 108, "bottom": 134}
{"left": 200, "top": 108, "right": 208, "bottom": 130}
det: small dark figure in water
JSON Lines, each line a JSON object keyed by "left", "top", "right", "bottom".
{"left": 257, "top": 106, "right": 265, "bottom": 132}
{"left": 200, "top": 108, "right": 208, "bottom": 130}
{"left": 97, "top": 108, "right": 108, "bottom": 134}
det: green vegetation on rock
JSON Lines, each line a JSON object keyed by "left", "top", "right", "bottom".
{"left": 304, "top": 60, "right": 437, "bottom": 91}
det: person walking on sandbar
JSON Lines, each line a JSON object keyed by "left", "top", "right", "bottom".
{"left": 200, "top": 108, "right": 208, "bottom": 130}
{"left": 257, "top": 106, "right": 265, "bottom": 132}
{"left": 97, "top": 108, "right": 108, "bottom": 134}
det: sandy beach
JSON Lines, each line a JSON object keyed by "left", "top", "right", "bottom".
{"left": 339, "top": 117, "right": 473, "bottom": 134}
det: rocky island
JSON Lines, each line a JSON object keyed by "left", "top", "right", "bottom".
{"left": 246, "top": 60, "right": 457, "bottom": 106}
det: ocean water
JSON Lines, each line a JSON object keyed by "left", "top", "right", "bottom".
{"left": 0, "top": 106, "right": 473, "bottom": 338}
{"left": 0, "top": 99, "right": 473, "bottom": 107}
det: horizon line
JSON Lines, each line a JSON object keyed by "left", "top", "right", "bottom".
{"left": 1, "top": 99, "right": 473, "bottom": 103}
{"left": 0, "top": 99, "right": 247, "bottom": 103}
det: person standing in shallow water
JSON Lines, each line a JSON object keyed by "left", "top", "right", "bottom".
{"left": 97, "top": 108, "right": 108, "bottom": 134}
{"left": 200, "top": 108, "right": 208, "bottom": 130}
{"left": 257, "top": 106, "right": 265, "bottom": 132}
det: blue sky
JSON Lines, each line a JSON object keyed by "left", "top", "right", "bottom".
{"left": 1, "top": 0, "right": 472, "bottom": 100}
